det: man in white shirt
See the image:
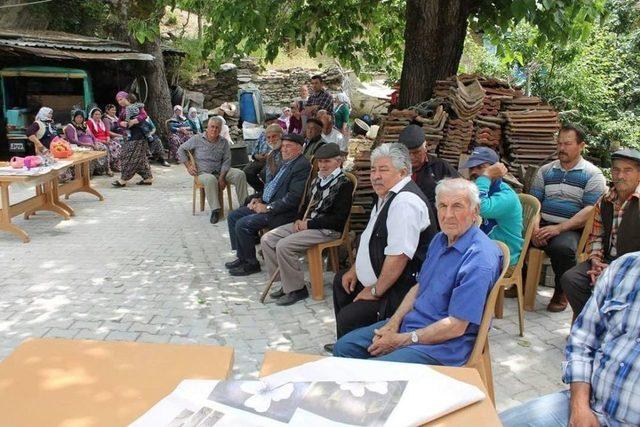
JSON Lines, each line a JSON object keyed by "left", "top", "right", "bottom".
{"left": 318, "top": 111, "right": 347, "bottom": 154}
{"left": 326, "top": 143, "right": 437, "bottom": 352}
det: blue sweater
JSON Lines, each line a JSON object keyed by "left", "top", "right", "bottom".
{"left": 476, "top": 176, "right": 524, "bottom": 265}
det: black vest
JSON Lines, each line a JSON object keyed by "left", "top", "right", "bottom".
{"left": 601, "top": 197, "right": 640, "bottom": 262}
{"left": 368, "top": 180, "right": 437, "bottom": 319}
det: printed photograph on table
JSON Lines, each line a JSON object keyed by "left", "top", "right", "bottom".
{"left": 299, "top": 381, "right": 406, "bottom": 426}
{"left": 207, "top": 380, "right": 310, "bottom": 423}
{"left": 165, "top": 407, "right": 225, "bottom": 427}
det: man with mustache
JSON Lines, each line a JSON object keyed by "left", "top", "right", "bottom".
{"left": 325, "top": 143, "right": 437, "bottom": 352}
{"left": 561, "top": 148, "right": 640, "bottom": 320}
{"left": 530, "top": 124, "right": 606, "bottom": 312}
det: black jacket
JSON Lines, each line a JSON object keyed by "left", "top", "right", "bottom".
{"left": 414, "top": 156, "right": 459, "bottom": 207}
{"left": 257, "top": 154, "right": 311, "bottom": 228}
{"left": 297, "top": 173, "right": 354, "bottom": 232}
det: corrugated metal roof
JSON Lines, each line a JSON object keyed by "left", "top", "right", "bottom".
{"left": 0, "top": 29, "right": 183, "bottom": 61}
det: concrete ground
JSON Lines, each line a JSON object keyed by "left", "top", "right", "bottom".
{"left": 0, "top": 164, "right": 571, "bottom": 412}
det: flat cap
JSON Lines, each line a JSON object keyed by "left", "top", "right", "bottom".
{"left": 398, "top": 124, "right": 425, "bottom": 149}
{"left": 314, "top": 143, "right": 341, "bottom": 159}
{"left": 611, "top": 148, "right": 640, "bottom": 164}
{"left": 282, "top": 133, "right": 305, "bottom": 145}
{"left": 306, "top": 117, "right": 323, "bottom": 128}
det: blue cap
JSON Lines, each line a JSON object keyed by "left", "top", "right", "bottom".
{"left": 461, "top": 146, "right": 499, "bottom": 169}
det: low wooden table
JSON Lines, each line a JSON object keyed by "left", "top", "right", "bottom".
{"left": 0, "top": 167, "right": 70, "bottom": 242}
{"left": 0, "top": 338, "right": 235, "bottom": 427}
{"left": 59, "top": 151, "right": 107, "bottom": 204}
{"left": 259, "top": 351, "right": 502, "bottom": 427}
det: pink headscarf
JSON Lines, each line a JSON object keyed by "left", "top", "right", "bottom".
{"left": 115, "top": 91, "right": 128, "bottom": 100}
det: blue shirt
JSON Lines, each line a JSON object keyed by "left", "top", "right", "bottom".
{"left": 399, "top": 227, "right": 503, "bottom": 366}
{"left": 476, "top": 176, "right": 524, "bottom": 266}
{"left": 563, "top": 251, "right": 640, "bottom": 426}
{"left": 251, "top": 131, "right": 270, "bottom": 157}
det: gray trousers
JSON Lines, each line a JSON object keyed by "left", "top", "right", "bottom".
{"left": 260, "top": 223, "right": 340, "bottom": 293}
{"left": 198, "top": 168, "right": 248, "bottom": 211}
{"left": 561, "top": 260, "right": 593, "bottom": 317}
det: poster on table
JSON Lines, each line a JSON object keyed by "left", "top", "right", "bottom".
{"left": 129, "top": 357, "right": 485, "bottom": 427}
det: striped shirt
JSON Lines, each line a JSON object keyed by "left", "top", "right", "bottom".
{"left": 587, "top": 184, "right": 640, "bottom": 262}
{"left": 563, "top": 252, "right": 640, "bottom": 426}
{"left": 531, "top": 158, "right": 606, "bottom": 224}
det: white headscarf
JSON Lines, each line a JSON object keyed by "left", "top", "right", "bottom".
{"left": 336, "top": 92, "right": 350, "bottom": 106}
{"left": 173, "top": 105, "right": 186, "bottom": 121}
{"left": 188, "top": 107, "right": 198, "bottom": 119}
{"left": 87, "top": 107, "right": 107, "bottom": 133}
{"left": 35, "top": 106, "right": 56, "bottom": 134}
{"left": 36, "top": 107, "right": 53, "bottom": 122}
{"left": 215, "top": 115, "right": 231, "bottom": 142}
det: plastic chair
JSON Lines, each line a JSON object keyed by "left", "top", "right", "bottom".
{"left": 305, "top": 172, "right": 358, "bottom": 300}
{"left": 465, "top": 241, "right": 510, "bottom": 405}
{"left": 187, "top": 151, "right": 232, "bottom": 218}
{"left": 494, "top": 194, "right": 541, "bottom": 336}
{"left": 523, "top": 208, "right": 595, "bottom": 311}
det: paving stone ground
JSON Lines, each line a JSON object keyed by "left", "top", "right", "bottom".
{"left": 0, "top": 164, "right": 572, "bottom": 411}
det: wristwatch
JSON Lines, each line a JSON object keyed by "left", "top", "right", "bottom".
{"left": 266, "top": 204, "right": 273, "bottom": 212}
{"left": 370, "top": 285, "right": 377, "bottom": 297}
{"left": 410, "top": 331, "right": 419, "bottom": 344}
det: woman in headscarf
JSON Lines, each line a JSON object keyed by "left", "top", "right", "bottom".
{"left": 187, "top": 107, "right": 203, "bottom": 134}
{"left": 112, "top": 91, "right": 153, "bottom": 187}
{"left": 26, "top": 107, "right": 57, "bottom": 153}
{"left": 277, "top": 106, "right": 291, "bottom": 131}
{"left": 334, "top": 92, "right": 351, "bottom": 138}
{"left": 288, "top": 102, "right": 303, "bottom": 135}
{"left": 215, "top": 115, "right": 232, "bottom": 142}
{"left": 64, "top": 109, "right": 111, "bottom": 176}
{"left": 167, "top": 105, "right": 193, "bottom": 161}
{"left": 103, "top": 104, "right": 125, "bottom": 138}
{"left": 87, "top": 107, "right": 122, "bottom": 172}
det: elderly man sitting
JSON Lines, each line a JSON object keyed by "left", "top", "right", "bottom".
{"left": 225, "top": 134, "right": 311, "bottom": 276}
{"left": 328, "top": 143, "right": 437, "bottom": 349}
{"left": 178, "top": 117, "right": 248, "bottom": 224}
{"left": 261, "top": 143, "right": 354, "bottom": 306}
{"left": 333, "top": 178, "right": 503, "bottom": 364}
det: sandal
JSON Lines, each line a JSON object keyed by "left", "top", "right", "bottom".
{"left": 111, "top": 180, "right": 126, "bottom": 187}
{"left": 136, "top": 180, "right": 153, "bottom": 186}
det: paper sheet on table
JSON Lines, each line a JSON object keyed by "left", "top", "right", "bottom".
{"left": 130, "top": 358, "right": 485, "bottom": 427}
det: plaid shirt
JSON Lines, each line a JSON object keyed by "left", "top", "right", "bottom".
{"left": 305, "top": 88, "right": 334, "bottom": 113}
{"left": 587, "top": 183, "right": 640, "bottom": 262}
{"left": 563, "top": 252, "right": 640, "bottom": 426}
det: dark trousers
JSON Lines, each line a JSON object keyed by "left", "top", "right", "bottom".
{"left": 561, "top": 260, "right": 592, "bottom": 316}
{"left": 227, "top": 206, "right": 270, "bottom": 263}
{"left": 332, "top": 269, "right": 382, "bottom": 339}
{"left": 243, "top": 160, "right": 265, "bottom": 193}
{"left": 534, "top": 229, "right": 581, "bottom": 292}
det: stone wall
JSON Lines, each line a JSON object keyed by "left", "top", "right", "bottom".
{"left": 186, "top": 58, "right": 344, "bottom": 113}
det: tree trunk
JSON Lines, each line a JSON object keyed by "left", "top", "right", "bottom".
{"left": 399, "top": 0, "right": 474, "bottom": 108}
{"left": 197, "top": 13, "right": 202, "bottom": 39}
{"left": 132, "top": 38, "right": 173, "bottom": 139}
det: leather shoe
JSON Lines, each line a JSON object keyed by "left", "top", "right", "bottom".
{"left": 323, "top": 343, "right": 335, "bottom": 354}
{"left": 229, "top": 262, "right": 261, "bottom": 276}
{"left": 210, "top": 209, "right": 220, "bottom": 224}
{"left": 225, "top": 258, "right": 242, "bottom": 269}
{"left": 547, "top": 290, "right": 568, "bottom": 312}
{"left": 160, "top": 159, "right": 171, "bottom": 167}
{"left": 275, "top": 287, "right": 309, "bottom": 306}
{"left": 269, "top": 287, "right": 285, "bottom": 299}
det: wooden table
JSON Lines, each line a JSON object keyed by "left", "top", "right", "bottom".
{"left": 0, "top": 166, "right": 70, "bottom": 242}
{"left": 0, "top": 338, "right": 235, "bottom": 427}
{"left": 259, "top": 351, "right": 502, "bottom": 427}
{"left": 0, "top": 151, "right": 106, "bottom": 242}
{"left": 59, "top": 151, "right": 107, "bottom": 204}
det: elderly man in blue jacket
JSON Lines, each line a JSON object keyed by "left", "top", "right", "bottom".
{"left": 225, "top": 133, "right": 311, "bottom": 276}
